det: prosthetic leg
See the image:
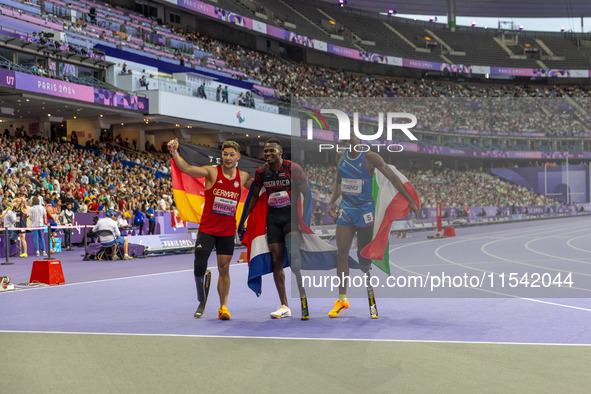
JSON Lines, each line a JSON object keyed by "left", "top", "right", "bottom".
{"left": 194, "top": 271, "right": 212, "bottom": 318}
{"left": 363, "top": 266, "right": 379, "bottom": 319}
{"left": 287, "top": 234, "right": 308, "bottom": 320}
{"left": 358, "top": 224, "right": 378, "bottom": 319}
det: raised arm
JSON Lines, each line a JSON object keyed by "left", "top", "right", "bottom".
{"left": 168, "top": 138, "right": 212, "bottom": 180}
{"left": 367, "top": 152, "right": 419, "bottom": 217}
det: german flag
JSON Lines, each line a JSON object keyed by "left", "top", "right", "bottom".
{"left": 171, "top": 142, "right": 263, "bottom": 225}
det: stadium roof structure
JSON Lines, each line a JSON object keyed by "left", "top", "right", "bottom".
{"left": 320, "top": 0, "right": 591, "bottom": 18}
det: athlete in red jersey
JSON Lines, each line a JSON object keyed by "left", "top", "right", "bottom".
{"left": 169, "top": 139, "right": 251, "bottom": 320}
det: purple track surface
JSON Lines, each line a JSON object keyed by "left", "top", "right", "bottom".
{"left": 2, "top": 216, "right": 591, "bottom": 344}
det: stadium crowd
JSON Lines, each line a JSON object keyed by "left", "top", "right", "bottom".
{"left": 0, "top": 133, "right": 175, "bottom": 230}
{"left": 6, "top": 0, "right": 588, "bottom": 140}
{"left": 304, "top": 163, "right": 558, "bottom": 208}
{"left": 400, "top": 168, "right": 558, "bottom": 208}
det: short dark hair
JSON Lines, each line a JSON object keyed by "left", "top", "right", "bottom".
{"left": 265, "top": 138, "right": 282, "bottom": 150}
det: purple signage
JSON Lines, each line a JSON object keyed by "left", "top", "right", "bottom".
{"left": 0, "top": 69, "right": 16, "bottom": 88}
{"left": 94, "top": 89, "right": 149, "bottom": 111}
{"left": 403, "top": 59, "right": 441, "bottom": 70}
{"left": 327, "top": 44, "right": 363, "bottom": 60}
{"left": 178, "top": 0, "right": 252, "bottom": 29}
{"left": 15, "top": 73, "right": 95, "bottom": 101}
{"left": 10, "top": 72, "right": 148, "bottom": 111}
{"left": 490, "top": 67, "right": 535, "bottom": 77}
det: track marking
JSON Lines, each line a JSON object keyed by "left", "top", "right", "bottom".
{"left": 567, "top": 235, "right": 591, "bottom": 254}
{"left": 524, "top": 233, "right": 591, "bottom": 267}
{"left": 388, "top": 223, "right": 591, "bottom": 310}
{"left": 399, "top": 258, "right": 582, "bottom": 269}
{"left": 1, "top": 263, "right": 249, "bottom": 294}
{"left": 0, "top": 329, "right": 590, "bottom": 346}
{"left": 479, "top": 225, "right": 591, "bottom": 276}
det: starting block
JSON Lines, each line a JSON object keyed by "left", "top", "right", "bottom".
{"left": 30, "top": 260, "right": 65, "bottom": 285}
{"left": 237, "top": 251, "right": 248, "bottom": 263}
{"left": 443, "top": 227, "right": 456, "bottom": 237}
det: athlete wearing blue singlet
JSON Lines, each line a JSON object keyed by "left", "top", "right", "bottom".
{"left": 327, "top": 132, "right": 419, "bottom": 318}
{"left": 337, "top": 150, "right": 375, "bottom": 228}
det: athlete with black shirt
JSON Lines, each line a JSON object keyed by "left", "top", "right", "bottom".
{"left": 243, "top": 138, "right": 309, "bottom": 319}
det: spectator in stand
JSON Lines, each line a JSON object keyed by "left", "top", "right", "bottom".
{"left": 0, "top": 201, "right": 19, "bottom": 251}
{"left": 60, "top": 202, "right": 74, "bottom": 249}
{"left": 79, "top": 197, "right": 88, "bottom": 213}
{"left": 197, "top": 83, "right": 207, "bottom": 99}
{"left": 12, "top": 197, "right": 29, "bottom": 257}
{"left": 46, "top": 204, "right": 59, "bottom": 253}
{"left": 116, "top": 212, "right": 130, "bottom": 228}
{"left": 237, "top": 93, "right": 245, "bottom": 106}
{"left": 29, "top": 197, "right": 47, "bottom": 257}
{"left": 70, "top": 131, "right": 79, "bottom": 145}
{"left": 146, "top": 201, "right": 156, "bottom": 235}
{"left": 313, "top": 202, "right": 323, "bottom": 226}
{"left": 133, "top": 202, "right": 144, "bottom": 235}
{"left": 222, "top": 86, "right": 229, "bottom": 103}
{"left": 139, "top": 75, "right": 149, "bottom": 90}
{"left": 88, "top": 197, "right": 99, "bottom": 212}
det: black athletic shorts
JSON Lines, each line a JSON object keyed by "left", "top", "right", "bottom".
{"left": 267, "top": 207, "right": 300, "bottom": 244}
{"left": 194, "top": 230, "right": 234, "bottom": 256}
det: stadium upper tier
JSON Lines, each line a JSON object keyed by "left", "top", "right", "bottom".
{"left": 3, "top": 0, "right": 591, "bottom": 149}
{"left": 2, "top": 0, "right": 591, "bottom": 77}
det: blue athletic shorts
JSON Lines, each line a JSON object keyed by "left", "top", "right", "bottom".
{"left": 102, "top": 236, "right": 125, "bottom": 247}
{"left": 337, "top": 205, "right": 374, "bottom": 227}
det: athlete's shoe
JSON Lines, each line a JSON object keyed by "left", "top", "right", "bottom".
{"left": 123, "top": 255, "right": 133, "bottom": 260}
{"left": 328, "top": 299, "right": 350, "bottom": 318}
{"left": 36, "top": 251, "right": 40, "bottom": 257}
{"left": 42, "top": 252, "right": 47, "bottom": 257}
{"left": 19, "top": 253, "right": 28, "bottom": 258}
{"left": 270, "top": 305, "right": 291, "bottom": 319}
{"left": 218, "top": 305, "right": 231, "bottom": 320}
{"left": 113, "top": 256, "right": 121, "bottom": 261}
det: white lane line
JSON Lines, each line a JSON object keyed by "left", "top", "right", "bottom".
{"left": 1, "top": 263, "right": 249, "bottom": 294}
{"left": 567, "top": 235, "right": 591, "bottom": 254}
{"left": 389, "top": 223, "right": 591, "bottom": 310}
{"left": 400, "top": 258, "right": 578, "bottom": 268}
{"left": 524, "top": 233, "right": 591, "bottom": 267}
{"left": 386, "top": 221, "right": 580, "bottom": 256}
{"left": 477, "top": 226, "right": 591, "bottom": 282}
{"left": 0, "top": 329, "right": 589, "bottom": 346}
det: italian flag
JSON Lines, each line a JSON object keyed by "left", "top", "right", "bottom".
{"left": 360, "top": 165, "right": 421, "bottom": 275}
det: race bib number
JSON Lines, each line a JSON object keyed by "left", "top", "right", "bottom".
{"left": 213, "top": 197, "right": 237, "bottom": 216}
{"left": 268, "top": 191, "right": 290, "bottom": 208}
{"left": 363, "top": 212, "right": 373, "bottom": 224}
{"left": 341, "top": 178, "right": 363, "bottom": 195}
